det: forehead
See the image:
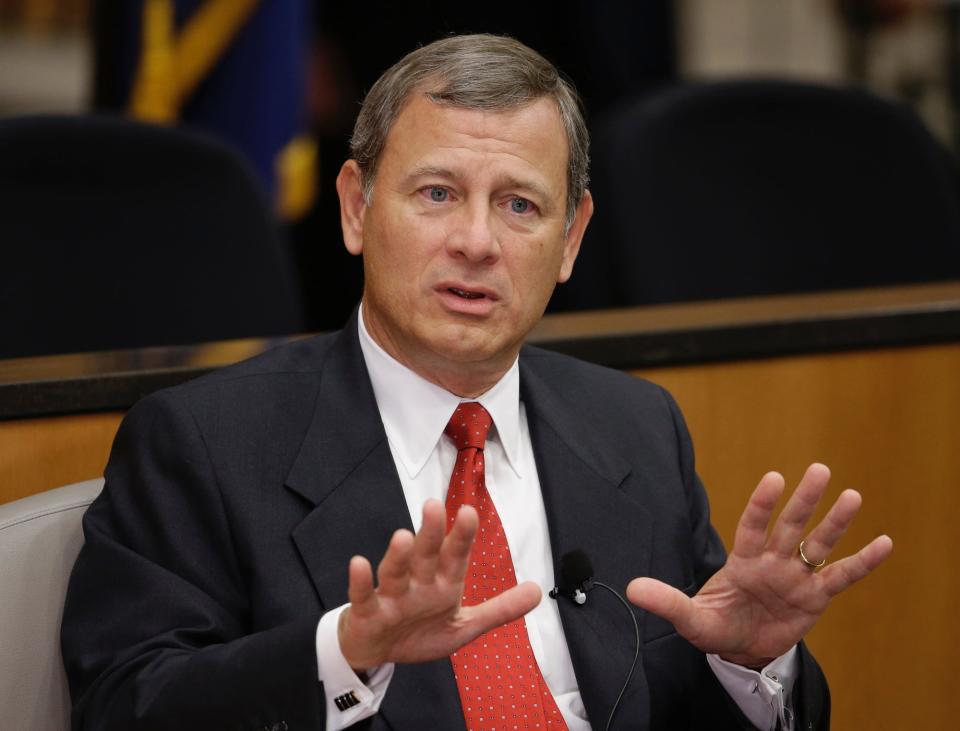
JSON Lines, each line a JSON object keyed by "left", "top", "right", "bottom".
{"left": 379, "top": 94, "right": 569, "bottom": 197}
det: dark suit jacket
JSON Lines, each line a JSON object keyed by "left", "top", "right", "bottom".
{"left": 62, "top": 313, "right": 829, "bottom": 730}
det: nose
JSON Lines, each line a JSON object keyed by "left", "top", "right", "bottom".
{"left": 445, "top": 200, "right": 500, "bottom": 264}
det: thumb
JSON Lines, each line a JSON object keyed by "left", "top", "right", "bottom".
{"left": 626, "top": 577, "right": 698, "bottom": 640}
{"left": 461, "top": 581, "right": 542, "bottom": 639}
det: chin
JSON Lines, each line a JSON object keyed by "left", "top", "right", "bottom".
{"left": 427, "top": 332, "right": 501, "bottom": 364}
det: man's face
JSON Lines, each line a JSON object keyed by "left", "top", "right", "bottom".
{"left": 337, "top": 93, "right": 592, "bottom": 394}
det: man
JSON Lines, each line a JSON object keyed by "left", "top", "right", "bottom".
{"left": 62, "top": 35, "right": 892, "bottom": 730}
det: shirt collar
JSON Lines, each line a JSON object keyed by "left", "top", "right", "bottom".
{"left": 357, "top": 305, "right": 523, "bottom": 479}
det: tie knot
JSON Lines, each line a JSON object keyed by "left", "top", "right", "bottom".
{"left": 444, "top": 402, "right": 493, "bottom": 451}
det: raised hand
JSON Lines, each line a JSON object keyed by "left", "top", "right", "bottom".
{"left": 626, "top": 463, "right": 893, "bottom": 667}
{"left": 337, "top": 498, "right": 542, "bottom": 671}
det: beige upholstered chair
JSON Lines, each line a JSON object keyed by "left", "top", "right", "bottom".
{"left": 0, "top": 478, "right": 104, "bottom": 729}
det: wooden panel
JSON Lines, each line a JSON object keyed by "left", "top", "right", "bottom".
{"left": 0, "top": 412, "right": 123, "bottom": 504}
{"left": 5, "top": 281, "right": 960, "bottom": 420}
{"left": 637, "top": 342, "right": 960, "bottom": 731}
{"left": 534, "top": 280, "right": 960, "bottom": 341}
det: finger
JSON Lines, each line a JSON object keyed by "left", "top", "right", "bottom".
{"left": 821, "top": 534, "right": 893, "bottom": 598}
{"left": 347, "top": 555, "right": 378, "bottom": 616}
{"left": 626, "top": 577, "right": 699, "bottom": 643}
{"left": 731, "top": 471, "right": 785, "bottom": 559}
{"left": 769, "top": 463, "right": 832, "bottom": 557}
{"left": 796, "top": 489, "right": 862, "bottom": 565}
{"left": 438, "top": 505, "right": 479, "bottom": 584}
{"left": 410, "top": 500, "right": 446, "bottom": 583}
{"left": 376, "top": 529, "right": 415, "bottom": 596}
{"left": 458, "top": 581, "right": 542, "bottom": 642}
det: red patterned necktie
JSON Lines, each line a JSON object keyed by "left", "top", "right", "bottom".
{"left": 444, "top": 402, "right": 568, "bottom": 731}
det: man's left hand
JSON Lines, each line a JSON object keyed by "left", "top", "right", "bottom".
{"left": 626, "top": 463, "right": 893, "bottom": 668}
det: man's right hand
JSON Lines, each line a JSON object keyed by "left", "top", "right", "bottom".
{"left": 337, "top": 498, "right": 542, "bottom": 672}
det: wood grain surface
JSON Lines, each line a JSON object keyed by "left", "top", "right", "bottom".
{"left": 0, "top": 412, "right": 123, "bottom": 504}
{"left": 638, "top": 342, "right": 960, "bottom": 731}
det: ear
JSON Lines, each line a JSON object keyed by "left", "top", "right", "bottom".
{"left": 557, "top": 189, "right": 594, "bottom": 283}
{"left": 336, "top": 160, "right": 368, "bottom": 256}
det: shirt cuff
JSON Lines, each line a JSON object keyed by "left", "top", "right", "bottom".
{"left": 316, "top": 604, "right": 395, "bottom": 730}
{"left": 706, "top": 645, "right": 798, "bottom": 730}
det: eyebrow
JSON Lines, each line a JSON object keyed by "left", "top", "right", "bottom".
{"left": 402, "top": 166, "right": 456, "bottom": 189}
{"left": 404, "top": 166, "right": 556, "bottom": 208}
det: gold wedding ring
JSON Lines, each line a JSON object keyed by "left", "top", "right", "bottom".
{"left": 798, "top": 540, "right": 826, "bottom": 570}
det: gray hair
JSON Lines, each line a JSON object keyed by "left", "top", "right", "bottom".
{"left": 350, "top": 34, "right": 590, "bottom": 230}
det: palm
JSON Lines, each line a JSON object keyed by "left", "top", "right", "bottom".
{"left": 680, "top": 547, "right": 832, "bottom": 662}
{"left": 627, "top": 464, "right": 892, "bottom": 667}
{"left": 338, "top": 500, "right": 540, "bottom": 671}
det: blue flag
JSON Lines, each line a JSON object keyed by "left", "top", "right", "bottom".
{"left": 107, "top": 0, "right": 314, "bottom": 219}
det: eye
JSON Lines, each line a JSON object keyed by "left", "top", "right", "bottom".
{"left": 427, "top": 186, "right": 448, "bottom": 202}
{"left": 509, "top": 197, "right": 533, "bottom": 214}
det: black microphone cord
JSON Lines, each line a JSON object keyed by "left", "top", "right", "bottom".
{"left": 591, "top": 581, "right": 641, "bottom": 731}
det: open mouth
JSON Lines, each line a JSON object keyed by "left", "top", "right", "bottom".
{"left": 448, "top": 287, "right": 485, "bottom": 300}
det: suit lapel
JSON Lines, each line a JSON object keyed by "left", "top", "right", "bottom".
{"left": 283, "top": 326, "right": 660, "bottom": 728}
{"left": 521, "top": 352, "right": 654, "bottom": 730}
{"left": 285, "top": 317, "right": 465, "bottom": 729}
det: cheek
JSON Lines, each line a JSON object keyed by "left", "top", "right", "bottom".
{"left": 501, "top": 257, "right": 557, "bottom": 317}
{"left": 366, "top": 236, "right": 440, "bottom": 303}
{"left": 515, "top": 242, "right": 563, "bottom": 283}
{"left": 366, "top": 216, "right": 416, "bottom": 272}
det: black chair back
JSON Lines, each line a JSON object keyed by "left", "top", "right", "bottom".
{"left": 552, "top": 80, "right": 960, "bottom": 311}
{"left": 0, "top": 115, "right": 304, "bottom": 358}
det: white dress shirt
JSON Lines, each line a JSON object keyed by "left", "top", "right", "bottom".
{"left": 313, "top": 309, "right": 797, "bottom": 729}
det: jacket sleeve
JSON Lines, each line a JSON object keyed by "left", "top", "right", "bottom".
{"left": 61, "top": 391, "right": 327, "bottom": 731}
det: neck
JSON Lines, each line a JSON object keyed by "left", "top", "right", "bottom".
{"left": 419, "top": 367, "right": 503, "bottom": 400}
{"left": 360, "top": 303, "right": 513, "bottom": 398}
